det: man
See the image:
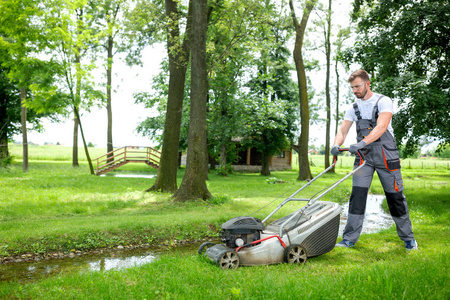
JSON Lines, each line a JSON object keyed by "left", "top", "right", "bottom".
{"left": 331, "top": 69, "right": 417, "bottom": 250}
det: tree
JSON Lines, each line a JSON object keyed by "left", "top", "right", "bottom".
{"left": 333, "top": 27, "right": 350, "bottom": 139}
{"left": 147, "top": 0, "right": 193, "bottom": 193}
{"left": 94, "top": 0, "right": 134, "bottom": 157}
{"left": 0, "top": 0, "right": 48, "bottom": 171}
{"left": 205, "top": 0, "right": 263, "bottom": 176}
{"left": 323, "top": 0, "right": 332, "bottom": 170}
{"left": 242, "top": 98, "right": 294, "bottom": 176}
{"left": 38, "top": 1, "right": 104, "bottom": 173}
{"left": 244, "top": 9, "right": 298, "bottom": 176}
{"left": 143, "top": 0, "right": 192, "bottom": 192}
{"left": 289, "top": 0, "right": 319, "bottom": 180}
{"left": 0, "top": 66, "right": 50, "bottom": 164}
{"left": 174, "top": 0, "right": 211, "bottom": 201}
{"left": 347, "top": 0, "right": 450, "bottom": 156}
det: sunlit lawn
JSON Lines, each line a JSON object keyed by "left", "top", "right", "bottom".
{"left": 0, "top": 145, "right": 448, "bottom": 298}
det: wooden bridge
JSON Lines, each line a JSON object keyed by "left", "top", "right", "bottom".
{"left": 95, "top": 146, "right": 160, "bottom": 175}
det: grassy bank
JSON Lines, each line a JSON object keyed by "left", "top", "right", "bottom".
{"left": 0, "top": 145, "right": 449, "bottom": 298}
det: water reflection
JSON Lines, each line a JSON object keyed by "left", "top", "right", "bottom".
{"left": 88, "top": 254, "right": 156, "bottom": 272}
{"left": 339, "top": 194, "right": 394, "bottom": 236}
{"left": 0, "top": 248, "right": 158, "bottom": 283}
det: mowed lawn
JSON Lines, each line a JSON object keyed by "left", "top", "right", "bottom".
{"left": 0, "top": 145, "right": 449, "bottom": 299}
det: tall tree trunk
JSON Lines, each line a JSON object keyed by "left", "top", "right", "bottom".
{"left": 260, "top": 151, "right": 271, "bottom": 176}
{"left": 332, "top": 50, "right": 340, "bottom": 173}
{"left": 0, "top": 90, "right": 8, "bottom": 161}
{"left": 106, "top": 35, "right": 114, "bottom": 158}
{"left": 148, "top": 0, "right": 192, "bottom": 193}
{"left": 20, "top": 86, "right": 28, "bottom": 172}
{"left": 72, "top": 9, "right": 82, "bottom": 168}
{"left": 72, "top": 63, "right": 81, "bottom": 167}
{"left": 174, "top": 0, "right": 211, "bottom": 202}
{"left": 334, "top": 59, "right": 340, "bottom": 138}
{"left": 289, "top": 0, "right": 317, "bottom": 181}
{"left": 72, "top": 113, "right": 79, "bottom": 167}
{"left": 324, "top": 0, "right": 332, "bottom": 172}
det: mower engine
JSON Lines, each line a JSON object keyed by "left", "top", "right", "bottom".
{"left": 220, "top": 216, "right": 265, "bottom": 248}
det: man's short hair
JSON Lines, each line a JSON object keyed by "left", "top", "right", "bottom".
{"left": 348, "top": 69, "right": 370, "bottom": 83}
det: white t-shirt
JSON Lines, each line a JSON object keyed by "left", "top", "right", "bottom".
{"left": 344, "top": 93, "right": 395, "bottom": 138}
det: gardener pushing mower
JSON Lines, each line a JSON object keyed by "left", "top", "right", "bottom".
{"left": 331, "top": 69, "right": 418, "bottom": 250}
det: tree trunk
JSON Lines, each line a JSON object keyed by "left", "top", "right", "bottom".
{"left": 148, "top": 0, "right": 192, "bottom": 193}
{"left": 72, "top": 113, "right": 79, "bottom": 167}
{"left": 0, "top": 90, "right": 8, "bottom": 161}
{"left": 174, "top": 0, "right": 211, "bottom": 202}
{"left": 289, "top": 0, "right": 317, "bottom": 181}
{"left": 219, "top": 143, "right": 227, "bottom": 175}
{"left": 72, "top": 8, "right": 83, "bottom": 168}
{"left": 324, "top": 0, "right": 332, "bottom": 172}
{"left": 74, "top": 106, "right": 94, "bottom": 174}
{"left": 260, "top": 152, "right": 271, "bottom": 176}
{"left": 106, "top": 35, "right": 114, "bottom": 158}
{"left": 20, "top": 86, "right": 28, "bottom": 172}
{"left": 332, "top": 48, "right": 340, "bottom": 173}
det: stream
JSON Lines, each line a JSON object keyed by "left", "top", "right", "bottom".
{"left": 0, "top": 247, "right": 161, "bottom": 283}
{"left": 339, "top": 194, "right": 393, "bottom": 236}
{"left": 1, "top": 195, "right": 392, "bottom": 283}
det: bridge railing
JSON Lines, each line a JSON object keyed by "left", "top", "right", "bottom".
{"left": 95, "top": 146, "right": 160, "bottom": 175}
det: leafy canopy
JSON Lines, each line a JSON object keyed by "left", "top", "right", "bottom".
{"left": 346, "top": 0, "right": 450, "bottom": 156}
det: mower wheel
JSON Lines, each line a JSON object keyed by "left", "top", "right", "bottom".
{"left": 218, "top": 250, "right": 240, "bottom": 270}
{"left": 285, "top": 244, "right": 307, "bottom": 265}
{"left": 198, "top": 242, "right": 216, "bottom": 256}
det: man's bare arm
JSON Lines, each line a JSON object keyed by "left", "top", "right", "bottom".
{"left": 333, "top": 120, "right": 353, "bottom": 146}
{"left": 362, "top": 112, "right": 392, "bottom": 145}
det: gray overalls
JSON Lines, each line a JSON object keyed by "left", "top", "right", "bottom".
{"left": 342, "top": 96, "right": 415, "bottom": 244}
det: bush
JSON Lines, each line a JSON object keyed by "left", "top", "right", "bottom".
{"left": 435, "top": 143, "right": 450, "bottom": 158}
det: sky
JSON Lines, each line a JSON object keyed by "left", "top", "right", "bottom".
{"left": 15, "top": 1, "right": 359, "bottom": 150}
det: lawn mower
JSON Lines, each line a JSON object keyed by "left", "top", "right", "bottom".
{"left": 198, "top": 149, "right": 365, "bottom": 269}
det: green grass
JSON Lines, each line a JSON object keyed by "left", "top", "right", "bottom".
{"left": 7, "top": 143, "right": 107, "bottom": 161}
{"left": 0, "top": 145, "right": 449, "bottom": 299}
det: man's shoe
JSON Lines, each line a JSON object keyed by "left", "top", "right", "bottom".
{"left": 405, "top": 240, "right": 418, "bottom": 250}
{"left": 335, "top": 239, "right": 354, "bottom": 248}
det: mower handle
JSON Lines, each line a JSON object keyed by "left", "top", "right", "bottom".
{"left": 332, "top": 148, "right": 365, "bottom": 167}
{"left": 261, "top": 148, "right": 366, "bottom": 226}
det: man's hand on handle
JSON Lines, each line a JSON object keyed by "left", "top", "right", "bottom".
{"left": 349, "top": 141, "right": 367, "bottom": 154}
{"left": 331, "top": 145, "right": 340, "bottom": 156}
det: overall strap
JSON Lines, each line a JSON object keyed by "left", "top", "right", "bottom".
{"left": 353, "top": 102, "right": 362, "bottom": 120}
{"left": 371, "top": 95, "right": 385, "bottom": 124}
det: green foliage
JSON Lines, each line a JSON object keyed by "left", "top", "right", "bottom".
{"left": 434, "top": 143, "right": 450, "bottom": 158}
{"left": 136, "top": 0, "right": 299, "bottom": 177}
{"left": 346, "top": 0, "right": 450, "bottom": 156}
{"left": 0, "top": 0, "right": 58, "bottom": 150}
{"left": 216, "top": 163, "right": 234, "bottom": 176}
{"left": 122, "top": 0, "right": 165, "bottom": 66}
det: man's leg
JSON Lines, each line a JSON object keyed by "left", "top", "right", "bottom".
{"left": 376, "top": 168, "right": 415, "bottom": 241}
{"left": 342, "top": 163, "right": 375, "bottom": 244}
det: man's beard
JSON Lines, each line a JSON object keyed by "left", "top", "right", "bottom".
{"left": 354, "top": 87, "right": 368, "bottom": 99}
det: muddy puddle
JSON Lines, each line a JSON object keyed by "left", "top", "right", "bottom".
{"left": 1, "top": 195, "right": 392, "bottom": 283}
{"left": 339, "top": 194, "right": 393, "bottom": 236}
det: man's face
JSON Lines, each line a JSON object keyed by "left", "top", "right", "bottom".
{"left": 350, "top": 78, "right": 369, "bottom": 99}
